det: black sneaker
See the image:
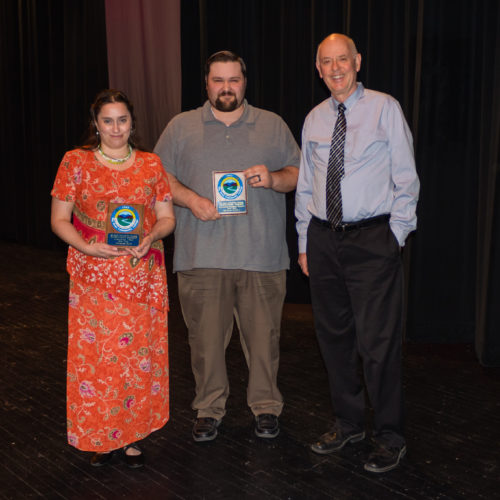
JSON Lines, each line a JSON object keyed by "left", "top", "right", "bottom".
{"left": 192, "top": 417, "right": 221, "bottom": 442}
{"left": 364, "top": 444, "right": 407, "bottom": 473}
{"left": 310, "top": 428, "right": 365, "bottom": 454}
{"left": 255, "top": 413, "right": 280, "bottom": 438}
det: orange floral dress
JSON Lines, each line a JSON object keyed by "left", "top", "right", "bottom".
{"left": 51, "top": 149, "right": 171, "bottom": 452}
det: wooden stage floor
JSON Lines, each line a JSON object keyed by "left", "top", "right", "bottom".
{"left": 0, "top": 241, "right": 499, "bottom": 499}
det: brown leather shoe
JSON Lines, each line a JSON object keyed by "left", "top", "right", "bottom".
{"left": 310, "top": 429, "right": 365, "bottom": 454}
{"left": 364, "top": 444, "right": 406, "bottom": 473}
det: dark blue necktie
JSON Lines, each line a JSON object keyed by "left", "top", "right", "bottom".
{"left": 326, "top": 103, "right": 346, "bottom": 226}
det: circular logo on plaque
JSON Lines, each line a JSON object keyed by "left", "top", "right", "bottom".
{"left": 110, "top": 205, "right": 140, "bottom": 233}
{"left": 217, "top": 174, "right": 243, "bottom": 199}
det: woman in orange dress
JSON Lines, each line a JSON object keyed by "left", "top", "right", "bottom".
{"left": 51, "top": 89, "right": 175, "bottom": 468}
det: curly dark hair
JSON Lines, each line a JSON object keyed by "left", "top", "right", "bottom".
{"left": 79, "top": 89, "right": 148, "bottom": 152}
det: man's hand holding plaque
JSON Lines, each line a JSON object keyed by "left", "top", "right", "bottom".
{"left": 213, "top": 171, "right": 248, "bottom": 216}
{"left": 212, "top": 166, "right": 276, "bottom": 216}
{"left": 244, "top": 164, "right": 274, "bottom": 189}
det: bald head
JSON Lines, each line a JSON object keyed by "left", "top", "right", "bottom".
{"left": 316, "top": 34, "right": 358, "bottom": 63}
{"left": 315, "top": 33, "right": 361, "bottom": 102}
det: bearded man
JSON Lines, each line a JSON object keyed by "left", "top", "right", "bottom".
{"left": 155, "top": 50, "right": 300, "bottom": 442}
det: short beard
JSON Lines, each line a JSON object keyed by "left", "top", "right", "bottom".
{"left": 214, "top": 92, "right": 239, "bottom": 112}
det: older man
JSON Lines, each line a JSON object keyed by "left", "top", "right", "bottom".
{"left": 295, "top": 34, "right": 419, "bottom": 472}
{"left": 155, "top": 51, "right": 300, "bottom": 442}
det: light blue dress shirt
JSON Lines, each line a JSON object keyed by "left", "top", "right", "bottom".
{"left": 295, "top": 83, "right": 420, "bottom": 252}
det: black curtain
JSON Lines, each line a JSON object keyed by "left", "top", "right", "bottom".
{"left": 180, "top": 0, "right": 424, "bottom": 306}
{"left": 0, "top": 0, "right": 108, "bottom": 249}
{"left": 180, "top": 0, "right": 500, "bottom": 363}
{"left": 405, "top": 1, "right": 500, "bottom": 361}
{"left": 474, "top": 3, "right": 500, "bottom": 366}
{"left": 1, "top": 0, "right": 500, "bottom": 363}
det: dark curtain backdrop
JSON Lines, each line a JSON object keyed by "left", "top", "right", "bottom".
{"left": 181, "top": 0, "right": 424, "bottom": 310}
{"left": 1, "top": 1, "right": 500, "bottom": 364}
{"left": 179, "top": 0, "right": 500, "bottom": 364}
{"left": 0, "top": 0, "right": 109, "bottom": 248}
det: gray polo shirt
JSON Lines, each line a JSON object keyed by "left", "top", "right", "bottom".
{"left": 154, "top": 100, "right": 300, "bottom": 273}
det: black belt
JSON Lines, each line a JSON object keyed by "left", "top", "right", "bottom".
{"left": 311, "top": 214, "right": 390, "bottom": 232}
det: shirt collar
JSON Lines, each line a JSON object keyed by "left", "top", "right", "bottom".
{"left": 331, "top": 82, "right": 364, "bottom": 112}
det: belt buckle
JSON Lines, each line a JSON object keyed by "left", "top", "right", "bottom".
{"left": 336, "top": 223, "right": 349, "bottom": 232}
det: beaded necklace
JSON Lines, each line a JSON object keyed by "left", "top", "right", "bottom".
{"left": 98, "top": 144, "right": 132, "bottom": 164}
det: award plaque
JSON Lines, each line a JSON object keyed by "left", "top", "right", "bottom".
{"left": 105, "top": 203, "right": 144, "bottom": 247}
{"left": 213, "top": 171, "right": 248, "bottom": 215}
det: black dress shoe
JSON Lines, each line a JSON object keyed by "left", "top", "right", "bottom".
{"left": 364, "top": 444, "right": 406, "bottom": 473}
{"left": 123, "top": 443, "right": 144, "bottom": 469}
{"left": 192, "top": 417, "right": 221, "bottom": 442}
{"left": 310, "top": 428, "right": 365, "bottom": 454}
{"left": 90, "top": 451, "right": 114, "bottom": 467}
{"left": 255, "top": 413, "right": 280, "bottom": 438}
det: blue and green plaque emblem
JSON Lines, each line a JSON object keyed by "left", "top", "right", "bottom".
{"left": 213, "top": 171, "right": 248, "bottom": 215}
{"left": 106, "top": 203, "right": 144, "bottom": 247}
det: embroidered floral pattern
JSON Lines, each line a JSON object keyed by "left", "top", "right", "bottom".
{"left": 52, "top": 150, "right": 171, "bottom": 452}
{"left": 119, "top": 332, "right": 134, "bottom": 348}
{"left": 79, "top": 328, "right": 96, "bottom": 344}
{"left": 79, "top": 381, "right": 96, "bottom": 398}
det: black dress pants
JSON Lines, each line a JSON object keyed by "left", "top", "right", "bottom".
{"left": 307, "top": 217, "right": 405, "bottom": 447}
